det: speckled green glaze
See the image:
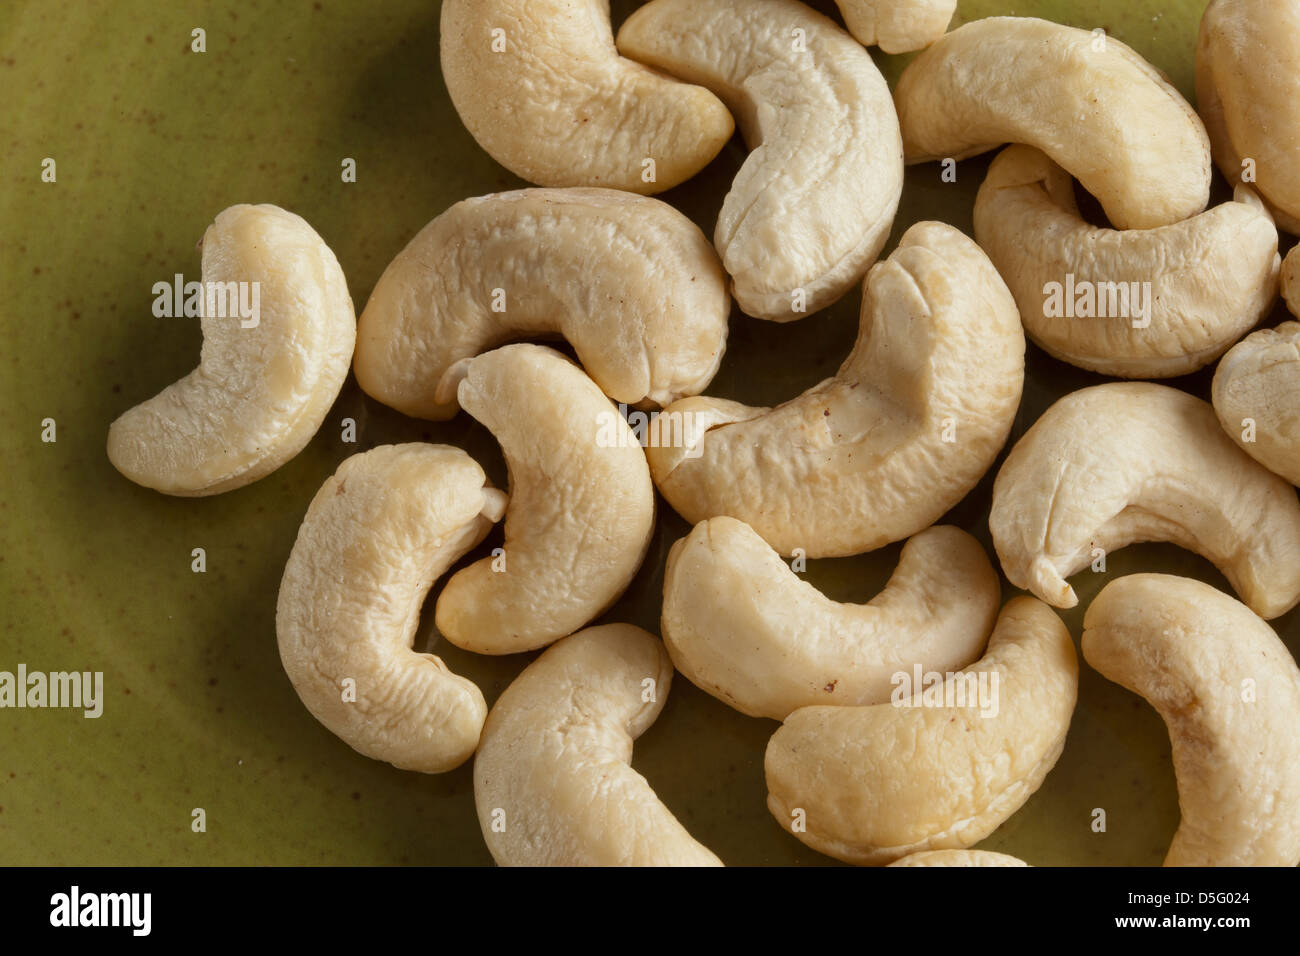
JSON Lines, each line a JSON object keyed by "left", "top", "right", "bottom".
{"left": 1, "top": 0, "right": 1294, "bottom": 866}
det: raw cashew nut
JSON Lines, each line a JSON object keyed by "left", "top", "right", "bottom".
{"left": 1283, "top": 245, "right": 1300, "bottom": 316}
{"left": 895, "top": 17, "right": 1212, "bottom": 230}
{"left": 617, "top": 0, "right": 903, "bottom": 319}
{"left": 990, "top": 382, "right": 1300, "bottom": 619}
{"left": 434, "top": 344, "right": 655, "bottom": 654}
{"left": 974, "top": 145, "right": 1279, "bottom": 378}
{"left": 1213, "top": 322, "right": 1300, "bottom": 486}
{"left": 661, "top": 518, "right": 1000, "bottom": 720}
{"left": 439, "top": 0, "right": 733, "bottom": 195}
{"left": 834, "top": 0, "right": 956, "bottom": 53}
{"left": 645, "top": 221, "right": 1024, "bottom": 559}
{"left": 766, "top": 597, "right": 1077, "bottom": 865}
{"left": 354, "top": 188, "right": 729, "bottom": 421}
{"left": 1083, "top": 574, "right": 1300, "bottom": 866}
{"left": 1196, "top": 0, "right": 1300, "bottom": 234}
{"left": 474, "top": 624, "right": 722, "bottom": 866}
{"left": 107, "top": 204, "right": 355, "bottom": 495}
{"left": 276, "top": 444, "right": 506, "bottom": 773}
{"left": 888, "top": 849, "right": 1029, "bottom": 867}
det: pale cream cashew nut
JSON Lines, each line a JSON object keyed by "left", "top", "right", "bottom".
{"left": 473, "top": 623, "right": 723, "bottom": 866}
{"left": 1212, "top": 321, "right": 1300, "bottom": 486}
{"left": 617, "top": 0, "right": 903, "bottom": 319}
{"left": 834, "top": 0, "right": 955, "bottom": 53}
{"left": 354, "top": 188, "right": 729, "bottom": 421}
{"left": 661, "top": 518, "right": 1000, "bottom": 720}
{"left": 1083, "top": 574, "right": 1300, "bottom": 866}
{"left": 108, "top": 204, "right": 355, "bottom": 495}
{"left": 276, "top": 444, "right": 506, "bottom": 773}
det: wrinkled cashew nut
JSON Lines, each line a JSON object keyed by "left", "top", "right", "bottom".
{"left": 474, "top": 624, "right": 723, "bottom": 866}
{"left": 766, "top": 597, "right": 1077, "bottom": 865}
{"left": 1213, "top": 320, "right": 1300, "bottom": 486}
{"left": 439, "top": 0, "right": 733, "bottom": 194}
{"left": 276, "top": 444, "right": 506, "bottom": 773}
{"left": 354, "top": 188, "right": 729, "bottom": 421}
{"left": 990, "top": 382, "right": 1300, "bottom": 619}
{"left": 974, "top": 144, "right": 1279, "bottom": 378}
{"left": 1196, "top": 0, "right": 1300, "bottom": 234}
{"left": 1083, "top": 574, "right": 1300, "bottom": 866}
{"left": 888, "top": 849, "right": 1029, "bottom": 867}
{"left": 107, "top": 204, "right": 355, "bottom": 495}
{"left": 645, "top": 221, "right": 1023, "bottom": 559}
{"left": 662, "top": 518, "right": 1000, "bottom": 720}
{"left": 896, "top": 16, "right": 1212, "bottom": 229}
{"left": 433, "top": 344, "right": 655, "bottom": 655}
{"left": 617, "top": 0, "right": 903, "bottom": 319}
{"left": 834, "top": 0, "right": 956, "bottom": 53}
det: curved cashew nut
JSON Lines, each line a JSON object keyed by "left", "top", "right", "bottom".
{"left": 1083, "top": 574, "right": 1300, "bottom": 866}
{"left": 974, "top": 145, "right": 1279, "bottom": 378}
{"left": 990, "top": 382, "right": 1300, "bottom": 619}
{"left": 617, "top": 0, "right": 903, "bottom": 319}
{"left": 645, "top": 221, "right": 1023, "bottom": 559}
{"left": 276, "top": 444, "right": 506, "bottom": 773}
{"left": 107, "top": 204, "right": 355, "bottom": 495}
{"left": 895, "top": 17, "right": 1211, "bottom": 230}
{"left": 353, "top": 188, "right": 730, "bottom": 421}
{"left": 1283, "top": 245, "right": 1300, "bottom": 316}
{"left": 438, "top": 0, "right": 733, "bottom": 194}
{"left": 1213, "top": 321, "right": 1300, "bottom": 486}
{"left": 473, "top": 624, "right": 723, "bottom": 866}
{"left": 766, "top": 597, "right": 1077, "bottom": 865}
{"left": 1196, "top": 0, "right": 1300, "bottom": 234}
{"left": 834, "top": 0, "right": 955, "bottom": 53}
{"left": 661, "top": 518, "right": 1000, "bottom": 720}
{"left": 888, "top": 849, "right": 1029, "bottom": 867}
{"left": 433, "top": 344, "right": 655, "bottom": 655}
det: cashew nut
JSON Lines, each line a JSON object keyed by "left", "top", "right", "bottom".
{"left": 990, "top": 382, "right": 1300, "bottom": 619}
{"left": 1283, "top": 244, "right": 1300, "bottom": 316}
{"left": 438, "top": 0, "right": 733, "bottom": 194}
{"left": 834, "top": 0, "right": 956, "bottom": 53}
{"left": 1212, "top": 322, "right": 1300, "bottom": 486}
{"left": 353, "top": 188, "right": 729, "bottom": 421}
{"left": 276, "top": 444, "right": 506, "bottom": 773}
{"left": 1196, "top": 0, "right": 1300, "bottom": 234}
{"left": 1083, "top": 574, "right": 1300, "bottom": 866}
{"left": 616, "top": 0, "right": 903, "bottom": 319}
{"left": 766, "top": 597, "right": 1077, "bottom": 865}
{"left": 644, "top": 221, "right": 1024, "bottom": 559}
{"left": 888, "top": 849, "right": 1029, "bottom": 867}
{"left": 107, "top": 204, "right": 355, "bottom": 495}
{"left": 895, "top": 17, "right": 1212, "bottom": 230}
{"left": 434, "top": 344, "right": 655, "bottom": 655}
{"left": 473, "top": 623, "right": 723, "bottom": 866}
{"left": 974, "top": 145, "right": 1279, "bottom": 378}
{"left": 661, "top": 518, "right": 1000, "bottom": 720}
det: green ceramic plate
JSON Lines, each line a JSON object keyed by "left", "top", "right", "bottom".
{"left": 2, "top": 0, "right": 1293, "bottom": 866}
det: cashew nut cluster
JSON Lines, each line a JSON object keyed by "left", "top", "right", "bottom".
{"left": 1083, "top": 575, "right": 1300, "bottom": 866}
{"left": 276, "top": 444, "right": 506, "bottom": 773}
{"left": 353, "top": 188, "right": 729, "bottom": 421}
{"left": 616, "top": 0, "right": 903, "bottom": 319}
{"left": 888, "top": 849, "right": 1029, "bottom": 867}
{"left": 990, "top": 382, "right": 1300, "bottom": 619}
{"left": 1196, "top": 0, "right": 1300, "bottom": 234}
{"left": 1213, "top": 322, "right": 1300, "bottom": 486}
{"left": 766, "top": 598, "right": 1077, "bottom": 865}
{"left": 834, "top": 0, "right": 956, "bottom": 53}
{"left": 439, "top": 0, "right": 733, "bottom": 195}
{"left": 108, "top": 204, "right": 355, "bottom": 495}
{"left": 661, "top": 519, "right": 1000, "bottom": 720}
{"left": 473, "top": 624, "right": 723, "bottom": 867}
{"left": 974, "top": 145, "right": 1279, "bottom": 378}
{"left": 895, "top": 17, "right": 1212, "bottom": 230}
{"left": 433, "top": 344, "right": 655, "bottom": 655}
{"left": 645, "top": 221, "right": 1023, "bottom": 559}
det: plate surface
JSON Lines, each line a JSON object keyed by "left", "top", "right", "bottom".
{"left": 2, "top": 0, "right": 1292, "bottom": 865}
